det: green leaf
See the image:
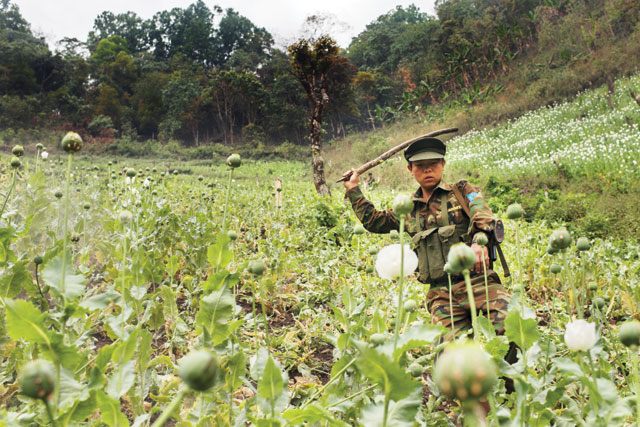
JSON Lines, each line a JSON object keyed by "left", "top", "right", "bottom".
{"left": 485, "top": 335, "right": 509, "bottom": 360}
{"left": 59, "top": 389, "right": 98, "bottom": 424}
{"left": 476, "top": 313, "right": 496, "bottom": 339}
{"left": 81, "top": 289, "right": 120, "bottom": 311}
{"left": 42, "top": 250, "right": 85, "bottom": 300}
{"left": 372, "top": 309, "right": 385, "bottom": 334}
{"left": 207, "top": 232, "right": 232, "bottom": 270}
{"left": 112, "top": 328, "right": 139, "bottom": 363}
{"left": 378, "top": 323, "right": 444, "bottom": 361}
{"left": 202, "top": 270, "right": 239, "bottom": 294}
{"left": 553, "top": 358, "right": 584, "bottom": 377}
{"left": 97, "top": 391, "right": 130, "bottom": 427}
{"left": 59, "top": 367, "right": 89, "bottom": 412}
{"left": 250, "top": 347, "right": 270, "bottom": 381}
{"left": 226, "top": 352, "right": 246, "bottom": 392}
{"left": 195, "top": 284, "right": 234, "bottom": 345}
{"left": 137, "top": 329, "right": 153, "bottom": 371}
{"left": 1, "top": 261, "right": 33, "bottom": 298}
{"left": 361, "top": 389, "right": 422, "bottom": 426}
{"left": 504, "top": 309, "right": 539, "bottom": 351}
{"left": 5, "top": 299, "right": 49, "bottom": 345}
{"left": 356, "top": 345, "right": 420, "bottom": 401}
{"left": 283, "top": 404, "right": 350, "bottom": 426}
{"left": 258, "top": 356, "right": 284, "bottom": 402}
{"left": 106, "top": 360, "right": 135, "bottom": 399}
{"left": 161, "top": 285, "right": 178, "bottom": 323}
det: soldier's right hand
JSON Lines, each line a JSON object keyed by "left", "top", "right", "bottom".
{"left": 343, "top": 169, "right": 359, "bottom": 191}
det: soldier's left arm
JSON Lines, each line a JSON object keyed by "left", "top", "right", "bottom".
{"left": 457, "top": 181, "right": 495, "bottom": 241}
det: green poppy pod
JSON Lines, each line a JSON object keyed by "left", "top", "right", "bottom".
{"left": 393, "top": 194, "right": 414, "bottom": 216}
{"left": 389, "top": 230, "right": 399, "bottom": 239}
{"left": 353, "top": 224, "right": 366, "bottom": 235}
{"left": 368, "top": 247, "right": 378, "bottom": 255}
{"left": 118, "top": 210, "right": 133, "bottom": 224}
{"left": 474, "top": 233, "right": 488, "bottom": 246}
{"left": 83, "top": 202, "right": 91, "bottom": 210}
{"left": 593, "top": 298, "right": 606, "bottom": 310}
{"left": 36, "top": 143, "right": 44, "bottom": 150}
{"left": 370, "top": 333, "right": 386, "bottom": 346}
{"left": 618, "top": 321, "right": 640, "bottom": 348}
{"left": 404, "top": 300, "right": 417, "bottom": 313}
{"left": 226, "top": 153, "right": 242, "bottom": 168}
{"left": 33, "top": 255, "right": 43, "bottom": 265}
{"left": 248, "top": 260, "right": 266, "bottom": 276}
{"left": 19, "top": 360, "right": 55, "bottom": 400}
{"left": 444, "top": 262, "right": 454, "bottom": 275}
{"left": 447, "top": 243, "right": 476, "bottom": 273}
{"left": 10, "top": 156, "right": 21, "bottom": 168}
{"left": 61, "top": 132, "right": 83, "bottom": 153}
{"left": 433, "top": 342, "right": 497, "bottom": 402}
{"left": 506, "top": 204, "right": 522, "bottom": 219}
{"left": 550, "top": 263, "right": 562, "bottom": 274}
{"left": 409, "top": 362, "right": 424, "bottom": 377}
{"left": 365, "top": 265, "right": 374, "bottom": 273}
{"left": 178, "top": 350, "right": 219, "bottom": 391}
{"left": 126, "top": 168, "right": 136, "bottom": 178}
{"left": 588, "top": 281, "right": 598, "bottom": 291}
{"left": 576, "top": 237, "right": 590, "bottom": 251}
{"left": 549, "top": 229, "right": 571, "bottom": 250}
{"left": 12, "top": 145, "right": 24, "bottom": 157}
{"left": 54, "top": 190, "right": 63, "bottom": 199}
{"left": 227, "top": 230, "right": 238, "bottom": 241}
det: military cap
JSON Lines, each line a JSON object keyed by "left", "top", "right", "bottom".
{"left": 404, "top": 137, "right": 446, "bottom": 162}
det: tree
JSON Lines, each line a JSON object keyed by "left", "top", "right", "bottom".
{"left": 289, "top": 35, "right": 346, "bottom": 196}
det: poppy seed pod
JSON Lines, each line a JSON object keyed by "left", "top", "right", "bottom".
{"left": 506, "top": 204, "right": 522, "bottom": 219}
{"left": 550, "top": 263, "right": 562, "bottom": 274}
{"left": 178, "top": 350, "right": 219, "bottom": 391}
{"left": 434, "top": 342, "right": 497, "bottom": 402}
{"left": 61, "top": 132, "right": 83, "bottom": 153}
{"left": 447, "top": 243, "right": 476, "bottom": 273}
{"left": 549, "top": 229, "right": 571, "bottom": 251}
{"left": 576, "top": 237, "right": 590, "bottom": 251}
{"left": 10, "top": 156, "right": 21, "bottom": 168}
{"left": 226, "top": 153, "right": 242, "bottom": 168}
{"left": 19, "top": 360, "right": 55, "bottom": 400}
{"left": 353, "top": 224, "right": 366, "bottom": 235}
{"left": 393, "top": 194, "right": 413, "bottom": 216}
{"left": 619, "top": 321, "right": 640, "bottom": 348}
{"left": 12, "top": 145, "right": 24, "bottom": 157}
{"left": 248, "top": 260, "right": 266, "bottom": 276}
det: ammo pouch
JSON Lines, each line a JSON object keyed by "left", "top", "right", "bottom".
{"left": 411, "top": 193, "right": 467, "bottom": 284}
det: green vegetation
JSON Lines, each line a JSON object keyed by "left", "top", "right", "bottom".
{"left": 2, "top": 135, "right": 640, "bottom": 425}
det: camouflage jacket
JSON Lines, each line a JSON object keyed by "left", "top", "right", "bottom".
{"left": 346, "top": 180, "right": 495, "bottom": 241}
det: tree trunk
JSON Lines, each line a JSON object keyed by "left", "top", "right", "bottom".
{"left": 310, "top": 100, "right": 330, "bottom": 196}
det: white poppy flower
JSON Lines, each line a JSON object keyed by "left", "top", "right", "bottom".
{"left": 40, "top": 151, "right": 48, "bottom": 160}
{"left": 564, "top": 319, "right": 598, "bottom": 351}
{"left": 375, "top": 244, "right": 418, "bottom": 281}
{"left": 143, "top": 179, "right": 150, "bottom": 188}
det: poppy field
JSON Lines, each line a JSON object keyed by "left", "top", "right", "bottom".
{"left": 2, "top": 87, "right": 640, "bottom": 425}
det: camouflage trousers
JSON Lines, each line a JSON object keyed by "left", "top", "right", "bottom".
{"left": 426, "top": 270, "right": 510, "bottom": 339}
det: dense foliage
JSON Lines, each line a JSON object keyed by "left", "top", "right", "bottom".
{"left": 1, "top": 0, "right": 640, "bottom": 151}
{"left": 1, "top": 82, "right": 640, "bottom": 423}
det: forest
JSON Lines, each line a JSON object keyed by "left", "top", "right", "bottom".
{"left": 1, "top": 0, "right": 639, "bottom": 155}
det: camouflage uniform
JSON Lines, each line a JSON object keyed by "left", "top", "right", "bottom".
{"left": 347, "top": 180, "right": 511, "bottom": 337}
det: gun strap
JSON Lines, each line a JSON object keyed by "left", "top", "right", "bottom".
{"left": 450, "top": 183, "right": 511, "bottom": 277}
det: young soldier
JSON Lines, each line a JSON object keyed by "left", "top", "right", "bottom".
{"left": 343, "top": 136, "right": 511, "bottom": 336}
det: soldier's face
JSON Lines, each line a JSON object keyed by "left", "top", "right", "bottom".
{"left": 408, "top": 159, "right": 445, "bottom": 190}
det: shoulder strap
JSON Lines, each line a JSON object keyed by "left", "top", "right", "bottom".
{"left": 451, "top": 182, "right": 511, "bottom": 277}
{"left": 450, "top": 184, "right": 470, "bottom": 218}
